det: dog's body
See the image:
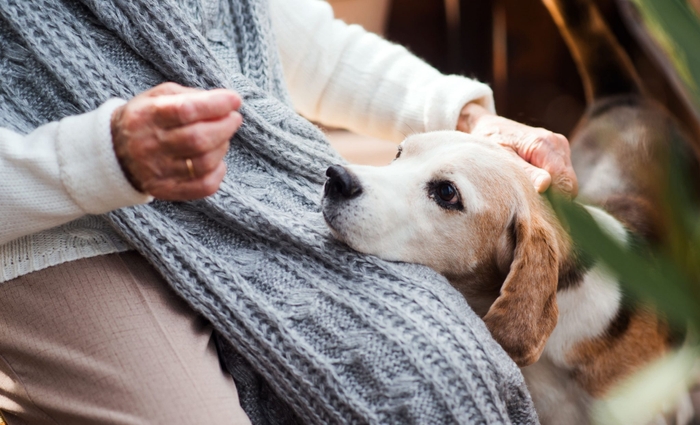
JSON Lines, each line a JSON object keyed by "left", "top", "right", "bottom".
{"left": 322, "top": 0, "right": 696, "bottom": 423}
{"left": 322, "top": 131, "right": 679, "bottom": 423}
{"left": 525, "top": 0, "right": 695, "bottom": 422}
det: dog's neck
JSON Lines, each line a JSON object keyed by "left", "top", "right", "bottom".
{"left": 553, "top": 216, "right": 595, "bottom": 292}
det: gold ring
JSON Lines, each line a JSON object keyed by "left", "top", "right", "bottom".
{"left": 185, "top": 158, "right": 196, "bottom": 179}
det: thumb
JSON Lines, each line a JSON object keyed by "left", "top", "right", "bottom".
{"left": 522, "top": 162, "right": 552, "bottom": 193}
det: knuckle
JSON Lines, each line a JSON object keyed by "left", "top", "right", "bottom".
{"left": 559, "top": 136, "right": 572, "bottom": 151}
{"left": 530, "top": 136, "right": 547, "bottom": 150}
{"left": 177, "top": 101, "right": 196, "bottom": 124}
{"left": 229, "top": 112, "right": 243, "bottom": 128}
{"left": 154, "top": 127, "right": 169, "bottom": 144}
{"left": 202, "top": 178, "right": 222, "bottom": 196}
{"left": 159, "top": 102, "right": 180, "bottom": 122}
{"left": 120, "top": 106, "right": 140, "bottom": 129}
{"left": 201, "top": 155, "right": 220, "bottom": 173}
{"left": 538, "top": 130, "right": 554, "bottom": 142}
{"left": 534, "top": 130, "right": 567, "bottom": 150}
{"left": 552, "top": 132, "right": 568, "bottom": 145}
{"left": 159, "top": 82, "right": 181, "bottom": 92}
{"left": 186, "top": 131, "right": 210, "bottom": 153}
{"left": 201, "top": 172, "right": 224, "bottom": 195}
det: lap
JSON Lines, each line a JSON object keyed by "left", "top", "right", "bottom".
{"left": 0, "top": 252, "right": 250, "bottom": 425}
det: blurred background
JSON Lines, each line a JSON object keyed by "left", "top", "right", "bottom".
{"left": 324, "top": 0, "right": 700, "bottom": 165}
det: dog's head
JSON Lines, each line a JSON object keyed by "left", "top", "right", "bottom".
{"left": 322, "top": 131, "right": 561, "bottom": 366}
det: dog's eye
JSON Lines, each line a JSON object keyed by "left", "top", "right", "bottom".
{"left": 437, "top": 183, "right": 457, "bottom": 202}
{"left": 428, "top": 181, "right": 463, "bottom": 211}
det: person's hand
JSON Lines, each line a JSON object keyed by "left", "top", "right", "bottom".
{"left": 111, "top": 82, "right": 243, "bottom": 201}
{"left": 457, "top": 102, "right": 578, "bottom": 197}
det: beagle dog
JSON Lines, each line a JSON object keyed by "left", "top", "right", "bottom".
{"left": 322, "top": 131, "right": 678, "bottom": 423}
{"left": 322, "top": 0, "right": 698, "bottom": 422}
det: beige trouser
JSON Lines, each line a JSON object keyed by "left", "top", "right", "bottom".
{"left": 0, "top": 252, "right": 252, "bottom": 425}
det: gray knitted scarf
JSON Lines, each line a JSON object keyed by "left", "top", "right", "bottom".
{"left": 0, "top": 0, "right": 538, "bottom": 423}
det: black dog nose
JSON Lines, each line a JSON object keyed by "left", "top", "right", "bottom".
{"left": 325, "top": 165, "right": 363, "bottom": 199}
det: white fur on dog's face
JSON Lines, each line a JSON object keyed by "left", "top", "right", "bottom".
{"left": 324, "top": 131, "right": 562, "bottom": 368}
{"left": 322, "top": 131, "right": 535, "bottom": 277}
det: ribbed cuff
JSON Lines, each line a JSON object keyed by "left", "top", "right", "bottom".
{"left": 56, "top": 98, "right": 153, "bottom": 215}
{"left": 423, "top": 75, "right": 495, "bottom": 132}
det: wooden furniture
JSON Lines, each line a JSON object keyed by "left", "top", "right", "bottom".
{"left": 385, "top": 0, "right": 697, "bottom": 138}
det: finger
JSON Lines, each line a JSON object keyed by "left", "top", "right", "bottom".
{"left": 159, "top": 111, "right": 242, "bottom": 156}
{"left": 503, "top": 148, "right": 552, "bottom": 193}
{"left": 153, "top": 89, "right": 242, "bottom": 128}
{"left": 522, "top": 161, "right": 553, "bottom": 193}
{"left": 168, "top": 141, "right": 230, "bottom": 180}
{"left": 143, "top": 82, "right": 202, "bottom": 97}
{"left": 534, "top": 147, "right": 578, "bottom": 197}
{"left": 147, "top": 162, "right": 227, "bottom": 201}
{"left": 522, "top": 133, "right": 579, "bottom": 197}
{"left": 547, "top": 161, "right": 578, "bottom": 197}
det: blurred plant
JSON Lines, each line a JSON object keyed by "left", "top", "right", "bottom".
{"left": 627, "top": 0, "right": 700, "bottom": 113}
{"left": 547, "top": 154, "right": 700, "bottom": 422}
{"left": 547, "top": 173, "right": 700, "bottom": 332}
{"left": 543, "top": 1, "right": 700, "bottom": 423}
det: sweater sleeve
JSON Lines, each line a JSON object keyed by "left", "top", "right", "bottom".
{"left": 0, "top": 99, "right": 152, "bottom": 245}
{"left": 269, "top": 0, "right": 496, "bottom": 143}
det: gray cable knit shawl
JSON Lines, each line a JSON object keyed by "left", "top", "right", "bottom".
{"left": 0, "top": 0, "right": 538, "bottom": 423}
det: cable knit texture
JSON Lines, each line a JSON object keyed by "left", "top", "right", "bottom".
{"left": 0, "top": 0, "right": 538, "bottom": 423}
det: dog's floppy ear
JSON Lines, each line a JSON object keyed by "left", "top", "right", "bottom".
{"left": 483, "top": 211, "right": 559, "bottom": 367}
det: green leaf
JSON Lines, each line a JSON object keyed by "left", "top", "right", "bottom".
{"left": 629, "top": 0, "right": 700, "bottom": 112}
{"left": 547, "top": 191, "right": 700, "bottom": 327}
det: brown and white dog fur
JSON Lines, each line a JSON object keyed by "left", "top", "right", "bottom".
{"left": 321, "top": 0, "right": 697, "bottom": 423}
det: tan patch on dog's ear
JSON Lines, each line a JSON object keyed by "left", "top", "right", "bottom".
{"left": 483, "top": 213, "right": 560, "bottom": 367}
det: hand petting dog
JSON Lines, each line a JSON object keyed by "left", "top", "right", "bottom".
{"left": 458, "top": 102, "right": 578, "bottom": 197}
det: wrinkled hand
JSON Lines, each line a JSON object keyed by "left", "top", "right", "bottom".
{"left": 457, "top": 102, "right": 578, "bottom": 197}
{"left": 111, "top": 82, "right": 242, "bottom": 201}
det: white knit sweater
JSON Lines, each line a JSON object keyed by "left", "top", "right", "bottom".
{"left": 0, "top": 0, "right": 494, "bottom": 282}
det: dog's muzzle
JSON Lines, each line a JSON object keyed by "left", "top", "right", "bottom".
{"left": 324, "top": 165, "right": 363, "bottom": 200}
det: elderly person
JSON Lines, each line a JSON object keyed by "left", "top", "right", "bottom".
{"left": 0, "top": 0, "right": 575, "bottom": 423}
